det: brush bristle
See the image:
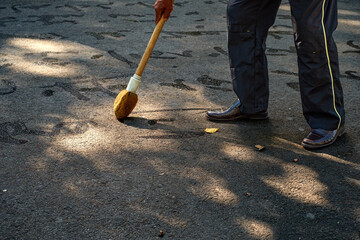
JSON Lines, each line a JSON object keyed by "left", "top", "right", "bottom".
{"left": 114, "top": 90, "right": 138, "bottom": 119}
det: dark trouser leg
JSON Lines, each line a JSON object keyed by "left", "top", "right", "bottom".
{"left": 289, "top": 0, "right": 345, "bottom": 130}
{"left": 227, "top": 0, "right": 281, "bottom": 113}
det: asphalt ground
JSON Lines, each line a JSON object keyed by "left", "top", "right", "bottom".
{"left": 0, "top": 0, "right": 359, "bottom": 239}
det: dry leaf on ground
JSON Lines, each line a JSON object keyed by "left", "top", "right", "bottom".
{"left": 255, "top": 145, "right": 265, "bottom": 151}
{"left": 205, "top": 128, "right": 219, "bottom": 134}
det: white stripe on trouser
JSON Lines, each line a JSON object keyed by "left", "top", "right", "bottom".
{"left": 321, "top": 0, "right": 342, "bottom": 129}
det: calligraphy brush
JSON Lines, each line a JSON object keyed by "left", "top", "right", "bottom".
{"left": 114, "top": 15, "right": 167, "bottom": 120}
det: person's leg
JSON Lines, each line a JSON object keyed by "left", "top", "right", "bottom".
{"left": 207, "top": 0, "right": 282, "bottom": 121}
{"left": 228, "top": 0, "right": 282, "bottom": 113}
{"left": 289, "top": 0, "right": 345, "bottom": 148}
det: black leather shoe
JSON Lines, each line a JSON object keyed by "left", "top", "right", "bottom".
{"left": 302, "top": 125, "right": 345, "bottom": 149}
{"left": 206, "top": 99, "right": 268, "bottom": 121}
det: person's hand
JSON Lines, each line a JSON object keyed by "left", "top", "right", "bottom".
{"left": 154, "top": 0, "right": 174, "bottom": 24}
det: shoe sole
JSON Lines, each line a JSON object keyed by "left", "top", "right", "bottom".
{"left": 206, "top": 113, "right": 269, "bottom": 121}
{"left": 301, "top": 127, "right": 345, "bottom": 150}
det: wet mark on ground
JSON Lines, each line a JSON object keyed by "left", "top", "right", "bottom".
{"left": 11, "top": 5, "right": 21, "bottom": 13}
{"left": 78, "top": 81, "right": 118, "bottom": 97}
{"left": 55, "top": 4, "right": 83, "bottom": 12}
{"left": 106, "top": 84, "right": 127, "bottom": 91}
{"left": 0, "top": 122, "right": 33, "bottom": 144}
{"left": 108, "top": 13, "right": 152, "bottom": 19}
{"left": 125, "top": 2, "right": 153, "bottom": 8}
{"left": 130, "top": 50, "right": 191, "bottom": 60}
{"left": 39, "top": 58, "right": 71, "bottom": 66}
{"left": 42, "top": 89, "right": 54, "bottom": 96}
{"left": 40, "top": 79, "right": 125, "bottom": 99}
{"left": 343, "top": 71, "right": 360, "bottom": 80}
{"left": 186, "top": 11, "right": 199, "bottom": 15}
{"left": 0, "top": 80, "right": 16, "bottom": 95}
{"left": 268, "top": 30, "right": 293, "bottom": 40}
{"left": 205, "top": 86, "right": 232, "bottom": 92}
{"left": 277, "top": 14, "right": 292, "bottom": 20}
{"left": 160, "top": 79, "right": 196, "bottom": 91}
{"left": 161, "top": 31, "right": 226, "bottom": 38}
{"left": 0, "top": 120, "right": 97, "bottom": 145}
{"left": 151, "top": 51, "right": 176, "bottom": 59}
{"left": 271, "top": 70, "right": 298, "bottom": 76}
{"left": 96, "top": 2, "right": 114, "bottom": 9}
{"left": 40, "top": 82, "right": 90, "bottom": 101}
{"left": 25, "top": 14, "right": 84, "bottom": 25}
{"left": 140, "top": 130, "right": 205, "bottom": 139}
{"left": 21, "top": 4, "right": 51, "bottom": 10}
{"left": 108, "top": 50, "right": 136, "bottom": 68}
{"left": 85, "top": 31, "right": 129, "bottom": 40}
{"left": 174, "top": 1, "right": 189, "bottom": 7}
{"left": 213, "top": 46, "right": 228, "bottom": 56}
{"left": 147, "top": 118, "right": 176, "bottom": 125}
{"left": 91, "top": 54, "right": 104, "bottom": 59}
{"left": 267, "top": 47, "right": 295, "bottom": 56}
{"left": 197, "top": 75, "right": 231, "bottom": 87}
{"left": 22, "top": 32, "right": 68, "bottom": 40}
{"left": 0, "top": 17, "right": 17, "bottom": 27}
{"left": 0, "top": 63, "right": 13, "bottom": 73}
{"left": 24, "top": 51, "right": 79, "bottom": 57}
{"left": 274, "top": 70, "right": 359, "bottom": 81}
{"left": 344, "top": 40, "right": 360, "bottom": 54}
{"left": 166, "top": 50, "right": 193, "bottom": 57}
{"left": 209, "top": 53, "right": 220, "bottom": 57}
{"left": 287, "top": 82, "right": 300, "bottom": 91}
{"left": 272, "top": 24, "right": 293, "bottom": 29}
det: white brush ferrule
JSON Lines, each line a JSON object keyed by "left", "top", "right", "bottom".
{"left": 126, "top": 74, "right": 141, "bottom": 93}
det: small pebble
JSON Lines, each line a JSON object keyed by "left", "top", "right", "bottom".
{"left": 293, "top": 158, "right": 299, "bottom": 163}
{"left": 2, "top": 189, "right": 7, "bottom": 192}
{"left": 306, "top": 213, "right": 315, "bottom": 220}
{"left": 158, "top": 230, "right": 164, "bottom": 237}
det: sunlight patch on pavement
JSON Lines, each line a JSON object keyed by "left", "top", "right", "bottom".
{"left": 262, "top": 163, "right": 330, "bottom": 206}
{"left": 7, "top": 53, "right": 79, "bottom": 77}
{"left": 278, "top": 4, "right": 290, "bottom": 11}
{"left": 148, "top": 160, "right": 240, "bottom": 205}
{"left": 338, "top": 18, "right": 360, "bottom": 27}
{"left": 338, "top": 9, "right": 360, "bottom": 16}
{"left": 8, "top": 38, "right": 70, "bottom": 52}
{"left": 63, "top": 178, "right": 85, "bottom": 199}
{"left": 235, "top": 218, "right": 274, "bottom": 240}
{"left": 27, "top": 155, "right": 49, "bottom": 172}
{"left": 221, "top": 142, "right": 257, "bottom": 162}
{"left": 184, "top": 167, "right": 239, "bottom": 205}
{"left": 272, "top": 137, "right": 360, "bottom": 170}
{"left": 346, "top": 177, "right": 360, "bottom": 188}
{"left": 3, "top": 38, "right": 95, "bottom": 77}
{"left": 56, "top": 128, "right": 104, "bottom": 152}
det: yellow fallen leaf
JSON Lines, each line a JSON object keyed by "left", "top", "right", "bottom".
{"left": 255, "top": 145, "right": 265, "bottom": 151}
{"left": 205, "top": 128, "right": 219, "bottom": 134}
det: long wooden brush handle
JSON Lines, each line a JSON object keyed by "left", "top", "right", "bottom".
{"left": 135, "top": 15, "right": 166, "bottom": 76}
